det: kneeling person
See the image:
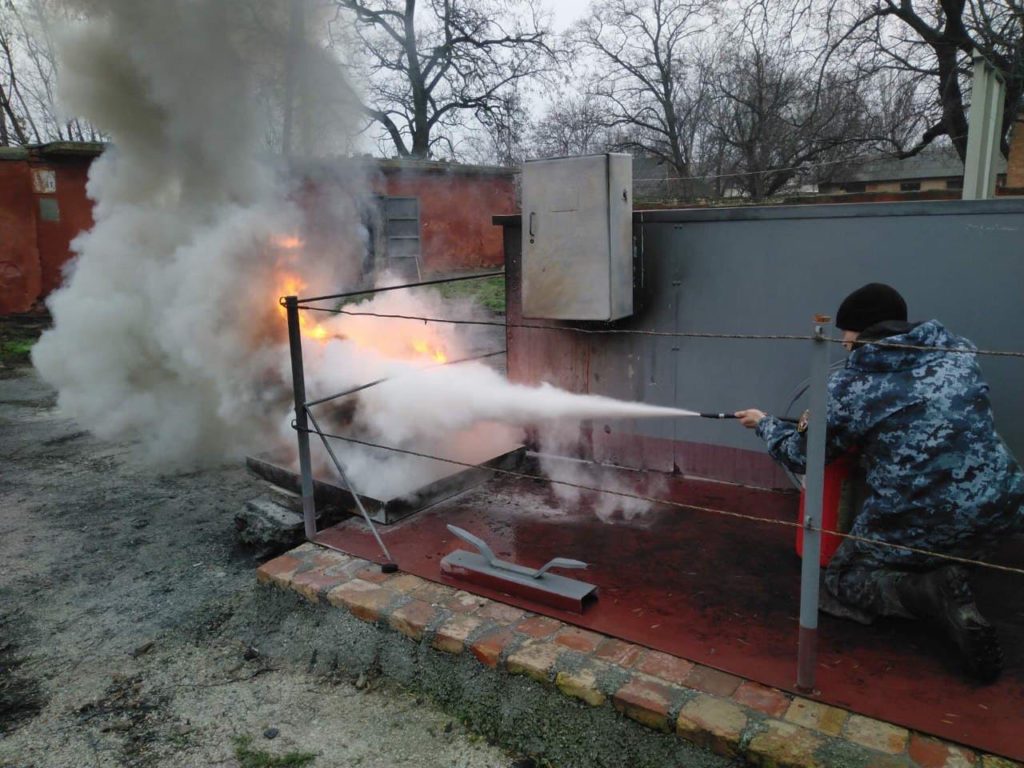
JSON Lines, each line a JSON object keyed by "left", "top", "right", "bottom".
{"left": 736, "top": 283, "right": 1024, "bottom": 682}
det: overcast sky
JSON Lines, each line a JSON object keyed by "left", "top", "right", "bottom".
{"left": 544, "top": 0, "right": 591, "bottom": 32}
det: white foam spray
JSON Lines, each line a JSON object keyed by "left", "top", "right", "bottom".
{"left": 293, "top": 289, "right": 694, "bottom": 503}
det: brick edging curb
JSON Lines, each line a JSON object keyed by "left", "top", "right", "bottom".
{"left": 258, "top": 543, "right": 1020, "bottom": 768}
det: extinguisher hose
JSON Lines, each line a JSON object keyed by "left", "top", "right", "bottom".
{"left": 778, "top": 361, "right": 846, "bottom": 489}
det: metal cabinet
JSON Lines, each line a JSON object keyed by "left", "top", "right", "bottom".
{"left": 521, "top": 154, "right": 633, "bottom": 320}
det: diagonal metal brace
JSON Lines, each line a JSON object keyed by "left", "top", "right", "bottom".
{"left": 304, "top": 407, "right": 394, "bottom": 564}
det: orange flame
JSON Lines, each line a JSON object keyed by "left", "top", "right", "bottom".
{"left": 274, "top": 272, "right": 332, "bottom": 344}
{"left": 275, "top": 270, "right": 453, "bottom": 360}
{"left": 412, "top": 339, "right": 448, "bottom": 363}
{"left": 272, "top": 235, "right": 304, "bottom": 250}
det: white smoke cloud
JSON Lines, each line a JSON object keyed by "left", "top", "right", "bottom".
{"left": 32, "top": 0, "right": 360, "bottom": 463}
{"left": 537, "top": 421, "right": 669, "bottom": 523}
{"left": 290, "top": 288, "right": 693, "bottom": 500}
{"left": 33, "top": 0, "right": 688, "bottom": 519}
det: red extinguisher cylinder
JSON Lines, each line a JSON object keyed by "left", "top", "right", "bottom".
{"left": 797, "top": 451, "right": 859, "bottom": 566}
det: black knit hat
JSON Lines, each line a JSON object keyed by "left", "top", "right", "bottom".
{"left": 835, "top": 283, "right": 907, "bottom": 332}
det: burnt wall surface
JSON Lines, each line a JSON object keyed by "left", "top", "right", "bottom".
{"left": 503, "top": 198, "right": 1024, "bottom": 489}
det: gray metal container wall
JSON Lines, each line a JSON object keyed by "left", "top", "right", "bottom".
{"left": 502, "top": 198, "right": 1024, "bottom": 489}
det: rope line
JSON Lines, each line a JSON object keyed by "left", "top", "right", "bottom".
{"left": 294, "top": 427, "right": 1024, "bottom": 578}
{"left": 631, "top": 151, "right": 900, "bottom": 184}
{"left": 824, "top": 337, "right": 1024, "bottom": 359}
{"left": 298, "top": 306, "right": 816, "bottom": 342}
{"left": 630, "top": 136, "right": 969, "bottom": 185}
{"left": 293, "top": 270, "right": 504, "bottom": 306}
{"left": 298, "top": 306, "right": 1024, "bottom": 359}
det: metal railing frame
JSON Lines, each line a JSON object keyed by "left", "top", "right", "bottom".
{"left": 281, "top": 273, "right": 1012, "bottom": 694}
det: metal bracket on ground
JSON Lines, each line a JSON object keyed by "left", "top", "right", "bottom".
{"left": 440, "top": 524, "right": 597, "bottom": 613}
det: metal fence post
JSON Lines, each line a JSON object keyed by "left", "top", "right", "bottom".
{"left": 284, "top": 295, "right": 317, "bottom": 541}
{"left": 962, "top": 50, "right": 1006, "bottom": 201}
{"left": 797, "top": 314, "right": 832, "bottom": 692}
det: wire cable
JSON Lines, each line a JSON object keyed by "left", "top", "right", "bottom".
{"left": 823, "top": 337, "right": 1024, "bottom": 359}
{"left": 293, "top": 270, "right": 504, "bottom": 306}
{"left": 631, "top": 151, "right": 910, "bottom": 184}
{"left": 298, "top": 306, "right": 817, "bottom": 342}
{"left": 295, "top": 427, "right": 1024, "bottom": 578}
{"left": 299, "top": 306, "right": 1024, "bottom": 359}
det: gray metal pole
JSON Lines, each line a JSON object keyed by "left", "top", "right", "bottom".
{"left": 796, "top": 314, "right": 832, "bottom": 692}
{"left": 284, "top": 295, "right": 317, "bottom": 541}
{"left": 963, "top": 51, "right": 1007, "bottom": 201}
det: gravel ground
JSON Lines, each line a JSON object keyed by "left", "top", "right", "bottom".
{"left": 0, "top": 364, "right": 519, "bottom": 768}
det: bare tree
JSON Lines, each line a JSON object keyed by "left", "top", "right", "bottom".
{"left": 572, "top": 0, "right": 718, "bottom": 183}
{"left": 1, "top": 22, "right": 31, "bottom": 145}
{"left": 708, "top": 28, "right": 872, "bottom": 199}
{"left": 0, "top": 0, "right": 103, "bottom": 146}
{"left": 331, "top": 0, "right": 554, "bottom": 159}
{"left": 476, "top": 86, "right": 529, "bottom": 166}
{"left": 1, "top": 2, "right": 38, "bottom": 145}
{"left": 825, "top": 0, "right": 1023, "bottom": 160}
{"left": 527, "top": 92, "right": 610, "bottom": 158}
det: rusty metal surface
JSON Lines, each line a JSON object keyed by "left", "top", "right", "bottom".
{"left": 319, "top": 472, "right": 1024, "bottom": 761}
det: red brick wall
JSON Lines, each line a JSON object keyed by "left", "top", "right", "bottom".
{"left": 1, "top": 150, "right": 518, "bottom": 316}
{"left": 37, "top": 160, "right": 94, "bottom": 296}
{"left": 0, "top": 150, "right": 97, "bottom": 315}
{"left": 0, "top": 160, "right": 42, "bottom": 314}
{"left": 374, "top": 168, "right": 516, "bottom": 273}
{"left": 1008, "top": 119, "right": 1024, "bottom": 190}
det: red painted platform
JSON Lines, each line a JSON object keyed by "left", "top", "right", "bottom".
{"left": 317, "top": 471, "right": 1024, "bottom": 760}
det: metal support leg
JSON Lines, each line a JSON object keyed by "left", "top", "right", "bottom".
{"left": 284, "top": 296, "right": 317, "bottom": 541}
{"left": 797, "top": 314, "right": 832, "bottom": 692}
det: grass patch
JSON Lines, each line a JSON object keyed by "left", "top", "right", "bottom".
{"left": 0, "top": 339, "right": 34, "bottom": 365}
{"left": 438, "top": 275, "right": 505, "bottom": 313}
{"left": 232, "top": 736, "right": 316, "bottom": 768}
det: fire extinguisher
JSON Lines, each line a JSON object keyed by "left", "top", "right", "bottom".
{"left": 796, "top": 450, "right": 862, "bottom": 566}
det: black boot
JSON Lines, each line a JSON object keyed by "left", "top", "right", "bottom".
{"left": 895, "top": 566, "right": 1003, "bottom": 683}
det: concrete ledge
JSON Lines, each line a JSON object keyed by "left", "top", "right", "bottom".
{"left": 257, "top": 544, "right": 1022, "bottom": 768}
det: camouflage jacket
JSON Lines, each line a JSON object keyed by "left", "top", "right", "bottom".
{"left": 756, "top": 320, "right": 1024, "bottom": 544}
